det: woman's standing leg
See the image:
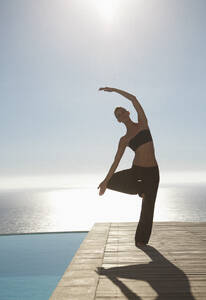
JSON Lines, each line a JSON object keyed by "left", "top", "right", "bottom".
{"left": 135, "top": 167, "right": 159, "bottom": 245}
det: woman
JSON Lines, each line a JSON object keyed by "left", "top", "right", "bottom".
{"left": 98, "top": 87, "right": 160, "bottom": 247}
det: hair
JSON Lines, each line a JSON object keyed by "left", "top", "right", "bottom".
{"left": 114, "top": 106, "right": 124, "bottom": 118}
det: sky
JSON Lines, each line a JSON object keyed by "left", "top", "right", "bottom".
{"left": 0, "top": 0, "right": 206, "bottom": 188}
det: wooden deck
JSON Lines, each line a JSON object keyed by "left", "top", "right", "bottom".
{"left": 50, "top": 222, "right": 206, "bottom": 299}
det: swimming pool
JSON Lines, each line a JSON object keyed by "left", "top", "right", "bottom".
{"left": 0, "top": 232, "right": 88, "bottom": 300}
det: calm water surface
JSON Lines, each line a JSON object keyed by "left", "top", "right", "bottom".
{"left": 0, "top": 183, "right": 206, "bottom": 234}
{"left": 0, "top": 232, "right": 87, "bottom": 300}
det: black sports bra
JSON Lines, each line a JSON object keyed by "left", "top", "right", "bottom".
{"left": 128, "top": 129, "right": 153, "bottom": 151}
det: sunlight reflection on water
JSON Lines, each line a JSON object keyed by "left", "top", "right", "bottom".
{"left": 0, "top": 184, "right": 205, "bottom": 234}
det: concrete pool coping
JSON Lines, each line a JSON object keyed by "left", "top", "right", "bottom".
{"left": 0, "top": 230, "right": 88, "bottom": 237}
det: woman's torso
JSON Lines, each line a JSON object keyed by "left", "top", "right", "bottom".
{"left": 123, "top": 123, "right": 158, "bottom": 167}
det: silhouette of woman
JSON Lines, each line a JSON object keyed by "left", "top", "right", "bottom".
{"left": 98, "top": 87, "right": 160, "bottom": 247}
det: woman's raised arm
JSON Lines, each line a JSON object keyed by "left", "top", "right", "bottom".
{"left": 99, "top": 87, "right": 148, "bottom": 125}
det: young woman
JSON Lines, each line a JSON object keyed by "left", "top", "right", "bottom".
{"left": 98, "top": 87, "right": 160, "bottom": 247}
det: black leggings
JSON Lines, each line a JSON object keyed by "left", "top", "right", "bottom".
{"left": 107, "top": 164, "right": 160, "bottom": 244}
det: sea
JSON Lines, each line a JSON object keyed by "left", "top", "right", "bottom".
{"left": 0, "top": 182, "right": 206, "bottom": 235}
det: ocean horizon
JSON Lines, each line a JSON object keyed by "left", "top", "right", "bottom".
{"left": 0, "top": 178, "right": 206, "bottom": 235}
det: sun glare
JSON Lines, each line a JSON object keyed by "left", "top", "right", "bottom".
{"left": 92, "top": 0, "right": 120, "bottom": 24}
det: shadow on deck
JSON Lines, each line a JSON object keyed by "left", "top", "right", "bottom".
{"left": 97, "top": 245, "right": 195, "bottom": 299}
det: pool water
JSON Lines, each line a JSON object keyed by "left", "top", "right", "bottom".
{"left": 0, "top": 232, "right": 88, "bottom": 300}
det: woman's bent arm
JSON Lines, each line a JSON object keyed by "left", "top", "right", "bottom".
{"left": 104, "top": 139, "right": 126, "bottom": 183}
{"left": 103, "top": 160, "right": 120, "bottom": 183}
{"left": 98, "top": 139, "right": 126, "bottom": 195}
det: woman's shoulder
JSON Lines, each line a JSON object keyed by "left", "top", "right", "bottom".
{"left": 130, "top": 121, "right": 150, "bottom": 132}
{"left": 138, "top": 121, "right": 150, "bottom": 131}
{"left": 119, "top": 135, "right": 129, "bottom": 147}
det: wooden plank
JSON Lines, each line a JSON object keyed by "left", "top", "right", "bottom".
{"left": 50, "top": 222, "right": 206, "bottom": 300}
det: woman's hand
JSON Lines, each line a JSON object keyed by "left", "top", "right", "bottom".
{"left": 99, "top": 87, "right": 115, "bottom": 92}
{"left": 98, "top": 180, "right": 108, "bottom": 196}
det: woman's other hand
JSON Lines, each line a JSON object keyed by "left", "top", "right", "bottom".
{"left": 98, "top": 180, "right": 108, "bottom": 196}
{"left": 99, "top": 87, "right": 115, "bottom": 92}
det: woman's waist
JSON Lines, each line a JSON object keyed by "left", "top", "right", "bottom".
{"left": 132, "top": 156, "right": 158, "bottom": 168}
{"left": 131, "top": 161, "right": 159, "bottom": 176}
{"left": 132, "top": 163, "right": 159, "bottom": 170}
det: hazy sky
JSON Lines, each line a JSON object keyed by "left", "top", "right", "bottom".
{"left": 1, "top": 0, "right": 206, "bottom": 185}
